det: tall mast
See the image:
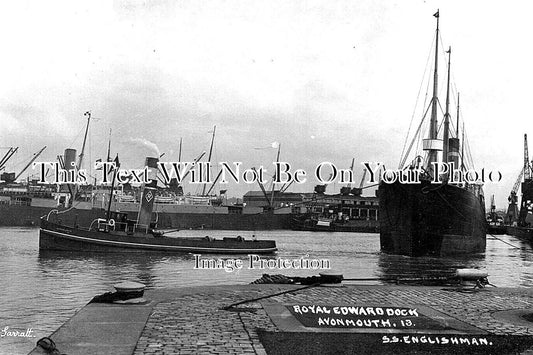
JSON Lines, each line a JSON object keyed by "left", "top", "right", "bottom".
{"left": 443, "top": 47, "right": 452, "bottom": 164}
{"left": 270, "top": 143, "right": 281, "bottom": 207}
{"left": 178, "top": 137, "right": 182, "bottom": 162}
{"left": 202, "top": 125, "right": 216, "bottom": 196}
{"left": 427, "top": 10, "right": 440, "bottom": 166}
{"left": 456, "top": 93, "right": 460, "bottom": 137}
{"left": 461, "top": 123, "right": 465, "bottom": 171}
{"left": 77, "top": 111, "right": 91, "bottom": 171}
{"left": 106, "top": 129, "right": 112, "bottom": 162}
{"left": 106, "top": 155, "right": 119, "bottom": 221}
{"left": 524, "top": 134, "right": 530, "bottom": 181}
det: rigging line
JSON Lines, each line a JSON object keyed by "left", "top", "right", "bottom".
{"left": 435, "top": 31, "right": 452, "bottom": 101}
{"left": 66, "top": 125, "right": 86, "bottom": 150}
{"left": 421, "top": 55, "right": 433, "bottom": 118}
{"left": 412, "top": 71, "right": 433, "bottom": 160}
{"left": 222, "top": 284, "right": 319, "bottom": 310}
{"left": 399, "top": 102, "right": 433, "bottom": 168}
{"left": 487, "top": 233, "right": 523, "bottom": 249}
{"left": 399, "top": 36, "right": 436, "bottom": 168}
{"left": 401, "top": 33, "right": 438, "bottom": 167}
{"left": 436, "top": 118, "right": 443, "bottom": 136}
{"left": 414, "top": 122, "right": 423, "bottom": 158}
{"left": 8, "top": 151, "right": 39, "bottom": 169}
{"left": 436, "top": 99, "right": 456, "bottom": 139}
{"left": 463, "top": 133, "right": 475, "bottom": 170}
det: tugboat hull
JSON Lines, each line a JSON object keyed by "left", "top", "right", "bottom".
{"left": 39, "top": 219, "right": 277, "bottom": 254}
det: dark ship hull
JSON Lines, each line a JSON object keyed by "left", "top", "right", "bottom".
{"left": 379, "top": 180, "right": 486, "bottom": 256}
{"left": 487, "top": 223, "right": 506, "bottom": 235}
{"left": 39, "top": 218, "right": 277, "bottom": 254}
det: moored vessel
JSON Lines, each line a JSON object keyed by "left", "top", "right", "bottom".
{"left": 39, "top": 186, "right": 277, "bottom": 254}
{"left": 378, "top": 11, "right": 486, "bottom": 256}
{"left": 0, "top": 114, "right": 292, "bottom": 230}
{"left": 486, "top": 195, "right": 506, "bottom": 235}
{"left": 39, "top": 215, "right": 277, "bottom": 254}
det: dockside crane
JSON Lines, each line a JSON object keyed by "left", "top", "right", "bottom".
{"left": 506, "top": 134, "right": 533, "bottom": 225}
{"left": 488, "top": 194, "right": 499, "bottom": 222}
{"left": 15, "top": 146, "right": 47, "bottom": 182}
{"left": 0, "top": 147, "right": 19, "bottom": 183}
{"left": 506, "top": 170, "right": 523, "bottom": 224}
{"left": 0, "top": 147, "right": 18, "bottom": 172}
{"left": 518, "top": 134, "right": 533, "bottom": 226}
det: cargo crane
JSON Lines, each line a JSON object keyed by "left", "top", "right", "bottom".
{"left": 340, "top": 158, "right": 356, "bottom": 195}
{"left": 0, "top": 147, "right": 19, "bottom": 183}
{"left": 518, "top": 134, "right": 533, "bottom": 227}
{"left": 506, "top": 169, "right": 523, "bottom": 224}
{"left": 506, "top": 134, "right": 533, "bottom": 226}
{"left": 0, "top": 147, "right": 18, "bottom": 172}
{"left": 14, "top": 146, "right": 47, "bottom": 182}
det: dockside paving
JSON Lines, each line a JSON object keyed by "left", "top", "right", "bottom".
{"left": 30, "top": 284, "right": 533, "bottom": 354}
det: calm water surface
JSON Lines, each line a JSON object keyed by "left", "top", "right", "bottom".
{"left": 1, "top": 227, "right": 532, "bottom": 354}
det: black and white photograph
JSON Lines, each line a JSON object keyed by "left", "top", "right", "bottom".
{"left": 1, "top": 0, "right": 532, "bottom": 354}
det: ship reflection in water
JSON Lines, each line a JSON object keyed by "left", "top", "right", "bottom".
{"left": 1, "top": 228, "right": 533, "bottom": 354}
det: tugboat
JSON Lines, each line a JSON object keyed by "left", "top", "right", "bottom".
{"left": 378, "top": 11, "right": 486, "bottom": 256}
{"left": 39, "top": 157, "right": 277, "bottom": 254}
{"left": 39, "top": 211, "right": 276, "bottom": 254}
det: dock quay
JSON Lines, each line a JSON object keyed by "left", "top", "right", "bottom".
{"left": 29, "top": 283, "right": 533, "bottom": 354}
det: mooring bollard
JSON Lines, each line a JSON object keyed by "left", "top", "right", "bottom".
{"left": 111, "top": 281, "right": 147, "bottom": 303}
{"left": 456, "top": 269, "right": 489, "bottom": 288}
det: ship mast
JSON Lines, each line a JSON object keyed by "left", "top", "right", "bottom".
{"left": 456, "top": 93, "right": 460, "bottom": 138}
{"left": 70, "top": 111, "right": 91, "bottom": 206}
{"left": 106, "top": 129, "right": 112, "bottom": 163}
{"left": 77, "top": 111, "right": 92, "bottom": 171}
{"left": 270, "top": 143, "right": 281, "bottom": 207}
{"left": 443, "top": 47, "right": 452, "bottom": 164}
{"left": 426, "top": 10, "right": 440, "bottom": 168}
{"left": 461, "top": 123, "right": 465, "bottom": 170}
{"left": 202, "top": 125, "right": 216, "bottom": 196}
{"left": 178, "top": 137, "right": 182, "bottom": 162}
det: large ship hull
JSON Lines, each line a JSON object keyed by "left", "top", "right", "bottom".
{"left": 39, "top": 218, "right": 277, "bottom": 254}
{"left": 378, "top": 181, "right": 486, "bottom": 256}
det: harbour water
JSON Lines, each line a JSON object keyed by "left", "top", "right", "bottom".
{"left": 1, "top": 227, "right": 532, "bottom": 355}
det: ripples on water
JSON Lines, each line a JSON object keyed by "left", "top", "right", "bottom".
{"left": 1, "top": 228, "right": 532, "bottom": 354}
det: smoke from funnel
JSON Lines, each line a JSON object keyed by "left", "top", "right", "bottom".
{"left": 129, "top": 137, "right": 161, "bottom": 158}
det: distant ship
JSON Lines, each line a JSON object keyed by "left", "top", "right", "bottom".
{"left": 378, "top": 11, "right": 486, "bottom": 256}
{"left": 291, "top": 185, "right": 379, "bottom": 233}
{"left": 0, "top": 117, "right": 292, "bottom": 231}
{"left": 486, "top": 195, "right": 505, "bottom": 235}
{"left": 0, "top": 177, "right": 292, "bottom": 230}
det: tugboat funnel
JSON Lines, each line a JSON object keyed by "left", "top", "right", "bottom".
{"left": 137, "top": 187, "right": 156, "bottom": 229}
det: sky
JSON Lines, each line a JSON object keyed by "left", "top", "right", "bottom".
{"left": 0, "top": 0, "right": 531, "bottom": 207}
